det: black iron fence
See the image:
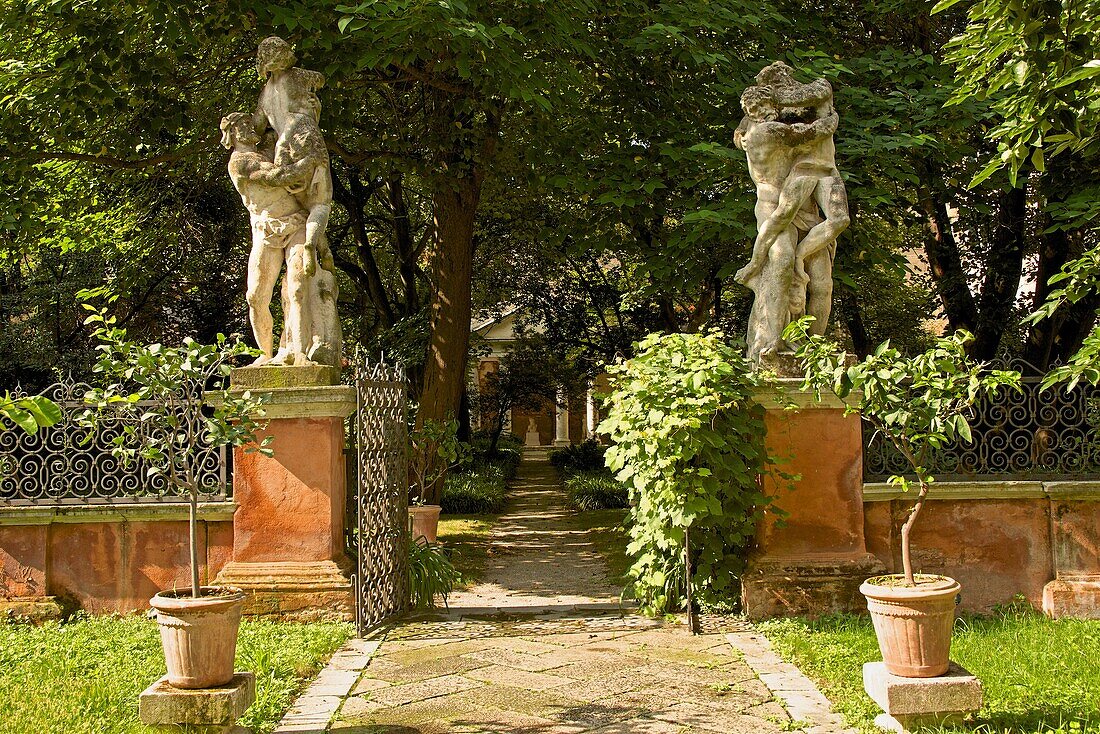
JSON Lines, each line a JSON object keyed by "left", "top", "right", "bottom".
{"left": 863, "top": 363, "right": 1100, "bottom": 482}
{"left": 0, "top": 379, "right": 228, "bottom": 506}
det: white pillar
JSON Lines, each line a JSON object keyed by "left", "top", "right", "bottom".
{"left": 585, "top": 384, "right": 597, "bottom": 438}
{"left": 553, "top": 386, "right": 571, "bottom": 446}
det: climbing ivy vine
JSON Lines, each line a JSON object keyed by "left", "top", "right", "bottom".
{"left": 599, "top": 331, "right": 777, "bottom": 615}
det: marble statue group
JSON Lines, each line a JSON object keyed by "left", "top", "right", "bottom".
{"left": 222, "top": 36, "right": 341, "bottom": 369}
{"left": 734, "top": 61, "right": 849, "bottom": 365}
{"left": 222, "top": 50, "right": 844, "bottom": 372}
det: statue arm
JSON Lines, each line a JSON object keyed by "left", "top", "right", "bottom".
{"left": 773, "top": 78, "right": 833, "bottom": 108}
{"left": 249, "top": 157, "right": 315, "bottom": 187}
{"left": 251, "top": 107, "right": 270, "bottom": 137}
{"left": 734, "top": 117, "right": 750, "bottom": 150}
{"left": 298, "top": 68, "right": 325, "bottom": 91}
{"left": 776, "top": 113, "right": 838, "bottom": 145}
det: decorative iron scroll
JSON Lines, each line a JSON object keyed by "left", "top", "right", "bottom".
{"left": 0, "top": 380, "right": 227, "bottom": 505}
{"left": 353, "top": 359, "right": 410, "bottom": 636}
{"left": 863, "top": 365, "right": 1100, "bottom": 482}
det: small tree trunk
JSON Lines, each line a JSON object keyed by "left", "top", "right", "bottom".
{"left": 899, "top": 479, "right": 930, "bottom": 586}
{"left": 189, "top": 492, "right": 201, "bottom": 598}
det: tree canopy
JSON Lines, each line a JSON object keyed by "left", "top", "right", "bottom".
{"left": 1, "top": 0, "right": 1097, "bottom": 405}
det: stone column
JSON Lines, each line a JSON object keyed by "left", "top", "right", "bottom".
{"left": 214, "top": 366, "right": 356, "bottom": 620}
{"left": 742, "top": 379, "right": 884, "bottom": 619}
{"left": 553, "top": 387, "right": 571, "bottom": 447}
{"left": 585, "top": 384, "right": 597, "bottom": 438}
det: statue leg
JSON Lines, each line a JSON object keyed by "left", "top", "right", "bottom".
{"left": 282, "top": 242, "right": 314, "bottom": 364}
{"left": 301, "top": 198, "right": 331, "bottom": 279}
{"left": 795, "top": 176, "right": 849, "bottom": 263}
{"left": 747, "top": 226, "right": 798, "bottom": 361}
{"left": 245, "top": 237, "right": 284, "bottom": 365}
{"left": 736, "top": 176, "right": 817, "bottom": 285}
{"left": 805, "top": 245, "right": 835, "bottom": 336}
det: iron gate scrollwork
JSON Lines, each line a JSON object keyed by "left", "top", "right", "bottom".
{"left": 863, "top": 359, "right": 1100, "bottom": 482}
{"left": 1, "top": 379, "right": 227, "bottom": 505}
{"left": 353, "top": 360, "right": 410, "bottom": 636}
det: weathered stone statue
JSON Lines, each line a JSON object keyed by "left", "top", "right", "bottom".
{"left": 223, "top": 36, "right": 341, "bottom": 369}
{"left": 733, "top": 62, "right": 849, "bottom": 366}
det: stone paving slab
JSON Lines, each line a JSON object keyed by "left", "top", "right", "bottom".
{"left": 278, "top": 457, "right": 852, "bottom": 734}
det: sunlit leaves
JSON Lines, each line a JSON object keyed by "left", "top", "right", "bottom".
{"left": 599, "top": 330, "right": 777, "bottom": 614}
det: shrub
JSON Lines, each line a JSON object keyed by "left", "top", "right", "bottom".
{"left": 409, "top": 539, "right": 462, "bottom": 609}
{"left": 565, "top": 471, "right": 629, "bottom": 511}
{"left": 548, "top": 438, "right": 605, "bottom": 475}
{"left": 466, "top": 432, "right": 522, "bottom": 479}
{"left": 600, "top": 331, "right": 779, "bottom": 615}
{"left": 440, "top": 466, "right": 507, "bottom": 514}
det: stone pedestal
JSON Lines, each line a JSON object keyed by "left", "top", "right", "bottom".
{"left": 742, "top": 380, "right": 884, "bottom": 619}
{"left": 1043, "top": 576, "right": 1100, "bottom": 619}
{"left": 863, "top": 662, "right": 982, "bottom": 733}
{"left": 553, "top": 386, "right": 571, "bottom": 447}
{"left": 139, "top": 672, "right": 256, "bottom": 733}
{"left": 213, "top": 367, "right": 356, "bottom": 620}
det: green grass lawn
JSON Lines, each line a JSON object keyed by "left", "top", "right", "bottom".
{"left": 0, "top": 613, "right": 352, "bottom": 734}
{"left": 760, "top": 605, "right": 1100, "bottom": 734}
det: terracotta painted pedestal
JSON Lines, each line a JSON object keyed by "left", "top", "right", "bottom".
{"left": 214, "top": 369, "right": 356, "bottom": 620}
{"left": 742, "top": 380, "right": 884, "bottom": 619}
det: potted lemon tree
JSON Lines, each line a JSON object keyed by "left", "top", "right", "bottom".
{"left": 786, "top": 318, "right": 1019, "bottom": 677}
{"left": 81, "top": 308, "right": 270, "bottom": 689}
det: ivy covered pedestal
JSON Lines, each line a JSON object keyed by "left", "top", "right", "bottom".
{"left": 213, "top": 367, "right": 356, "bottom": 620}
{"left": 742, "top": 380, "right": 885, "bottom": 619}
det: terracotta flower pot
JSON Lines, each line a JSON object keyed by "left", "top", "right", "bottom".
{"left": 861, "top": 575, "right": 960, "bottom": 678}
{"left": 409, "top": 504, "right": 442, "bottom": 543}
{"left": 150, "top": 587, "right": 245, "bottom": 689}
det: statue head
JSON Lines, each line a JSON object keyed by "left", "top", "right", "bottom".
{"left": 257, "top": 36, "right": 296, "bottom": 78}
{"left": 220, "top": 112, "right": 260, "bottom": 150}
{"left": 741, "top": 85, "right": 778, "bottom": 122}
{"left": 756, "top": 61, "right": 797, "bottom": 89}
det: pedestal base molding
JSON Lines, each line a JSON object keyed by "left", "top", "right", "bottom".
{"left": 214, "top": 561, "right": 352, "bottom": 621}
{"left": 139, "top": 672, "right": 255, "bottom": 734}
{"left": 742, "top": 552, "right": 885, "bottom": 620}
{"left": 864, "top": 661, "right": 982, "bottom": 734}
{"left": 0, "top": 595, "right": 64, "bottom": 621}
{"left": 1042, "top": 577, "right": 1100, "bottom": 619}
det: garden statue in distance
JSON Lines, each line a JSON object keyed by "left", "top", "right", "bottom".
{"left": 222, "top": 36, "right": 341, "bottom": 370}
{"left": 733, "top": 61, "right": 849, "bottom": 368}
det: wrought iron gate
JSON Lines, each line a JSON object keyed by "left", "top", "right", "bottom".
{"left": 353, "top": 360, "right": 410, "bottom": 636}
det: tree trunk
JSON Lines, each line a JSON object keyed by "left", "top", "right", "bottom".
{"left": 971, "top": 186, "right": 1027, "bottom": 360}
{"left": 417, "top": 177, "right": 484, "bottom": 504}
{"left": 189, "top": 493, "right": 200, "bottom": 598}
{"left": 917, "top": 161, "right": 978, "bottom": 335}
{"left": 841, "top": 288, "right": 870, "bottom": 358}
{"left": 1027, "top": 217, "right": 1100, "bottom": 371}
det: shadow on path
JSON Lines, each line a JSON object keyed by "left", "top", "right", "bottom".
{"left": 445, "top": 456, "right": 623, "bottom": 613}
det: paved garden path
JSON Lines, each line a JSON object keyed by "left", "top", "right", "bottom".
{"left": 282, "top": 456, "right": 847, "bottom": 734}
{"left": 445, "top": 456, "right": 623, "bottom": 613}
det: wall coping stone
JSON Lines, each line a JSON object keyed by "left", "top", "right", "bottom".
{"left": 751, "top": 379, "right": 860, "bottom": 410}
{"left": 863, "top": 480, "right": 1100, "bottom": 502}
{"left": 0, "top": 501, "right": 237, "bottom": 526}
{"left": 205, "top": 385, "right": 356, "bottom": 419}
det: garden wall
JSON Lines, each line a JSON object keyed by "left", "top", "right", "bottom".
{"left": 863, "top": 481, "right": 1100, "bottom": 614}
{"left": 0, "top": 503, "right": 234, "bottom": 614}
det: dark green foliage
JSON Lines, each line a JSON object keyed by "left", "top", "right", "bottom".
{"left": 565, "top": 471, "right": 629, "bottom": 512}
{"left": 548, "top": 439, "right": 606, "bottom": 476}
{"left": 409, "top": 539, "right": 462, "bottom": 610}
{"left": 600, "top": 331, "right": 779, "bottom": 615}
{"left": 466, "top": 432, "right": 522, "bottom": 480}
{"left": 441, "top": 467, "right": 507, "bottom": 515}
